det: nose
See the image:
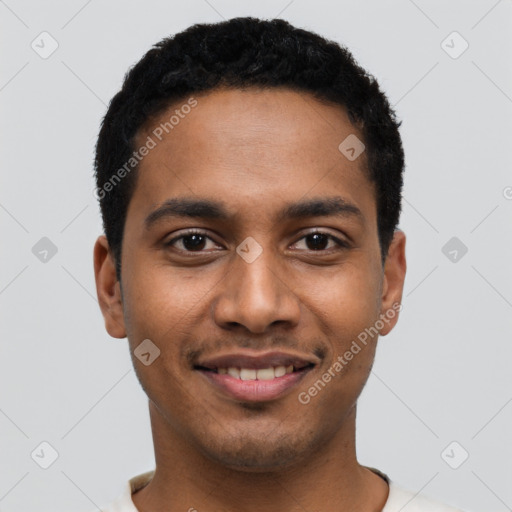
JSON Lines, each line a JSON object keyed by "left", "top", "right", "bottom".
{"left": 212, "top": 247, "right": 301, "bottom": 334}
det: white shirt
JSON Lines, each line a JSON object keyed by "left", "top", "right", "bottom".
{"left": 97, "top": 468, "right": 465, "bottom": 511}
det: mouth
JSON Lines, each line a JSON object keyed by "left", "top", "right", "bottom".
{"left": 194, "top": 350, "right": 318, "bottom": 402}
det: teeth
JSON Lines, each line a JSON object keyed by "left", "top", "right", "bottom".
{"left": 227, "top": 367, "right": 240, "bottom": 379}
{"left": 218, "top": 365, "right": 296, "bottom": 380}
{"left": 256, "top": 368, "right": 275, "bottom": 380}
{"left": 240, "top": 368, "right": 257, "bottom": 381}
{"left": 274, "top": 366, "right": 286, "bottom": 378}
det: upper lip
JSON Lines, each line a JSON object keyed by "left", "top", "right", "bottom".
{"left": 195, "top": 350, "right": 320, "bottom": 371}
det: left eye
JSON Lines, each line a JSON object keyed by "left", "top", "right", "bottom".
{"left": 291, "top": 232, "right": 346, "bottom": 251}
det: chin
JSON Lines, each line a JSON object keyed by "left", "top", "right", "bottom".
{"left": 197, "top": 428, "right": 315, "bottom": 473}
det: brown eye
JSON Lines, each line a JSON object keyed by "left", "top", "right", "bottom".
{"left": 292, "top": 231, "right": 348, "bottom": 252}
{"left": 305, "top": 233, "right": 329, "bottom": 250}
{"left": 180, "top": 234, "right": 207, "bottom": 251}
{"left": 165, "top": 230, "right": 220, "bottom": 252}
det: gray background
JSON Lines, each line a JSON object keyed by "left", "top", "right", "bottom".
{"left": 1, "top": 1, "right": 511, "bottom": 511}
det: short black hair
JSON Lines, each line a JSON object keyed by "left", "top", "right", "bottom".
{"left": 94, "top": 17, "right": 404, "bottom": 279}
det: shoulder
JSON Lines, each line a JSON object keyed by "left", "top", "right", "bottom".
{"left": 91, "top": 470, "right": 155, "bottom": 512}
{"left": 383, "top": 481, "right": 465, "bottom": 512}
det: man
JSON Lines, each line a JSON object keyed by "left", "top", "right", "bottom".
{"left": 93, "top": 17, "right": 464, "bottom": 512}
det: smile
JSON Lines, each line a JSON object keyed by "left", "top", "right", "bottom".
{"left": 217, "top": 365, "right": 294, "bottom": 380}
{"left": 194, "top": 350, "right": 318, "bottom": 402}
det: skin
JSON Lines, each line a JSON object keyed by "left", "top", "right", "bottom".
{"left": 94, "top": 87, "right": 406, "bottom": 512}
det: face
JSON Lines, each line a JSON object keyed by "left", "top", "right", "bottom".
{"left": 94, "top": 87, "right": 406, "bottom": 471}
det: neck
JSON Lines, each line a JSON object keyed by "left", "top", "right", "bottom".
{"left": 132, "top": 401, "right": 389, "bottom": 512}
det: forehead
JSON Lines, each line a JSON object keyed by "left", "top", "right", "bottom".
{"left": 129, "top": 87, "right": 375, "bottom": 227}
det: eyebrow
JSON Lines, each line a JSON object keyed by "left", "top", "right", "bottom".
{"left": 144, "top": 196, "right": 363, "bottom": 229}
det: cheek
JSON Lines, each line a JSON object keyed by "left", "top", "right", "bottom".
{"left": 311, "top": 261, "right": 382, "bottom": 332}
{"left": 122, "top": 257, "right": 211, "bottom": 340}
{"left": 305, "top": 261, "right": 382, "bottom": 395}
{"left": 120, "top": 268, "right": 201, "bottom": 417}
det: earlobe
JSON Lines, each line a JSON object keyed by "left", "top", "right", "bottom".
{"left": 93, "top": 235, "right": 127, "bottom": 339}
{"left": 379, "top": 230, "right": 407, "bottom": 336}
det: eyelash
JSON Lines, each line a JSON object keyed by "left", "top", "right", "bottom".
{"left": 164, "top": 229, "right": 349, "bottom": 254}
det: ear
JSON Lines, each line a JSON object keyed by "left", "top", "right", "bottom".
{"left": 379, "top": 230, "right": 406, "bottom": 336}
{"left": 93, "top": 235, "right": 126, "bottom": 338}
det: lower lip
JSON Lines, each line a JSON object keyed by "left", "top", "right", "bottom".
{"left": 197, "top": 368, "right": 313, "bottom": 402}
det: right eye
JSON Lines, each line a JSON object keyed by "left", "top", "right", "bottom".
{"left": 164, "top": 230, "right": 223, "bottom": 253}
